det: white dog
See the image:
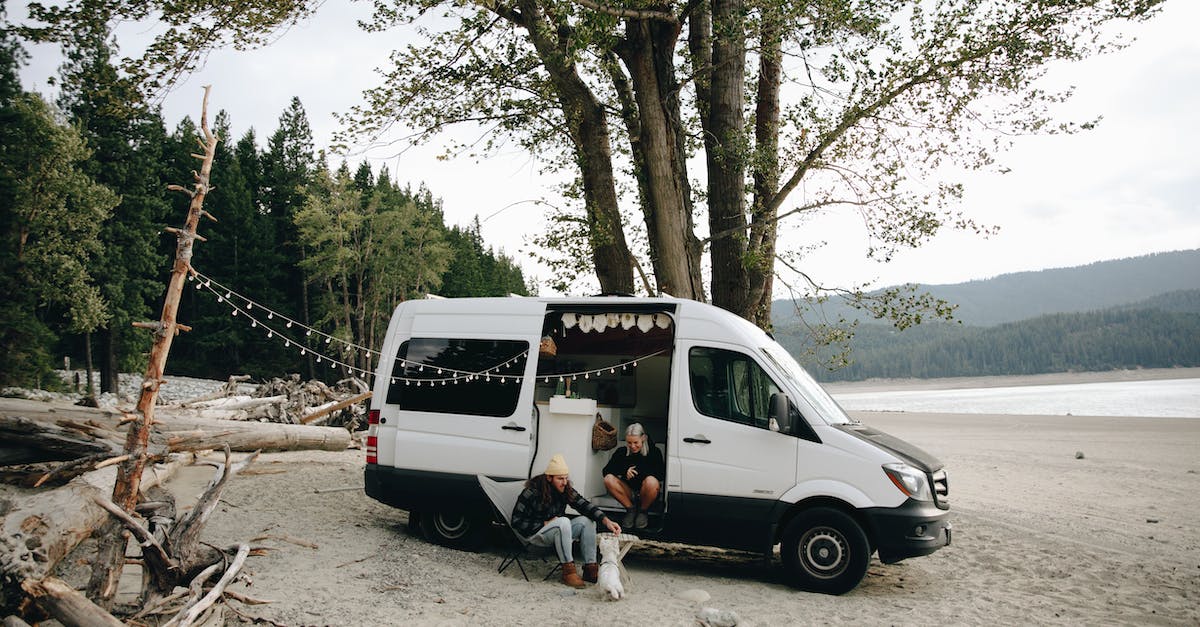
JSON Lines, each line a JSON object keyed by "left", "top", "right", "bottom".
{"left": 596, "top": 533, "right": 624, "bottom": 600}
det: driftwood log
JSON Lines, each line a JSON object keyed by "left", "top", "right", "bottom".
{"left": 0, "top": 455, "right": 187, "bottom": 617}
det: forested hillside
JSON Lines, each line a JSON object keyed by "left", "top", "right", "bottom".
{"left": 774, "top": 249, "right": 1200, "bottom": 327}
{"left": 0, "top": 33, "right": 529, "bottom": 389}
{"left": 783, "top": 290, "right": 1200, "bottom": 381}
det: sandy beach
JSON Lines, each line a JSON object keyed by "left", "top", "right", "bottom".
{"left": 179, "top": 382, "right": 1199, "bottom": 625}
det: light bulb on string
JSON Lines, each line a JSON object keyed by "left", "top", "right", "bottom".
{"left": 306, "top": 330, "right": 311, "bottom": 336}
{"left": 267, "top": 331, "right": 273, "bottom": 338}
{"left": 268, "top": 313, "right": 273, "bottom": 319}
{"left": 246, "top": 303, "right": 253, "bottom": 310}
{"left": 300, "top": 349, "right": 306, "bottom": 356}
{"left": 251, "top": 321, "right": 257, "bottom": 328}
{"left": 325, "top": 337, "right": 331, "bottom": 344}
{"left": 232, "top": 310, "right": 238, "bottom": 316}
{"left": 286, "top": 322, "right": 292, "bottom": 328}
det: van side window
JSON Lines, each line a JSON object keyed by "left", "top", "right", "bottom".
{"left": 689, "top": 347, "right": 783, "bottom": 429}
{"left": 385, "top": 338, "right": 529, "bottom": 417}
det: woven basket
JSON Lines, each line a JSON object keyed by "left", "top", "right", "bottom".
{"left": 591, "top": 414, "right": 618, "bottom": 451}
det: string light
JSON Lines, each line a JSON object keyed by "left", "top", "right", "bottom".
{"left": 189, "top": 271, "right": 670, "bottom": 389}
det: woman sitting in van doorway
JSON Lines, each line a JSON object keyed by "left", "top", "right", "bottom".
{"left": 512, "top": 454, "right": 622, "bottom": 588}
{"left": 603, "top": 423, "right": 665, "bottom": 529}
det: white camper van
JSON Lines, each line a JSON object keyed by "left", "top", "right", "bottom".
{"left": 365, "top": 296, "right": 950, "bottom": 594}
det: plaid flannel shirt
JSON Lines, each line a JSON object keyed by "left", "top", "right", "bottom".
{"left": 511, "top": 482, "right": 608, "bottom": 538}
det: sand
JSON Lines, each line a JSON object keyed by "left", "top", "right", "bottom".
{"left": 181, "top": 376, "right": 1200, "bottom": 625}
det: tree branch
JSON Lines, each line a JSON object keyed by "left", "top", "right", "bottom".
{"left": 570, "top": 0, "right": 678, "bottom": 23}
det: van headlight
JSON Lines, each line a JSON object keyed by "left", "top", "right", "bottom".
{"left": 882, "top": 463, "right": 933, "bottom": 501}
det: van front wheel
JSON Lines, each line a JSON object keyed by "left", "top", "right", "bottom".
{"left": 419, "top": 510, "right": 486, "bottom": 551}
{"left": 781, "top": 507, "right": 870, "bottom": 595}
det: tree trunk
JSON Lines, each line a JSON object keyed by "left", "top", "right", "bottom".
{"left": 619, "top": 16, "right": 704, "bottom": 300}
{"left": 510, "top": 0, "right": 635, "bottom": 295}
{"left": 88, "top": 86, "right": 219, "bottom": 607}
{"left": 747, "top": 10, "right": 783, "bottom": 329}
{"left": 99, "top": 329, "right": 118, "bottom": 395}
{"left": 702, "top": 0, "right": 750, "bottom": 317}
{"left": 84, "top": 331, "right": 95, "bottom": 401}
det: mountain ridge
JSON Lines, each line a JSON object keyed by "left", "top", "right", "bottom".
{"left": 772, "top": 248, "right": 1200, "bottom": 327}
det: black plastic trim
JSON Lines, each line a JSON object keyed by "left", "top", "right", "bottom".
{"left": 860, "top": 498, "right": 952, "bottom": 563}
{"left": 364, "top": 465, "right": 514, "bottom": 519}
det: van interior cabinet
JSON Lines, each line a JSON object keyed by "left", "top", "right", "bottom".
{"left": 532, "top": 396, "right": 619, "bottom": 499}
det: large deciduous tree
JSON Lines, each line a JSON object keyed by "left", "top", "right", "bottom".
{"left": 20, "top": 0, "right": 1166, "bottom": 335}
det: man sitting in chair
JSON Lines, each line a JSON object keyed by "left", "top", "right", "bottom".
{"left": 602, "top": 423, "right": 665, "bottom": 529}
{"left": 512, "top": 454, "right": 622, "bottom": 588}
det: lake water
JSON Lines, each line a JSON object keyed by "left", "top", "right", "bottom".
{"left": 831, "top": 378, "right": 1200, "bottom": 418}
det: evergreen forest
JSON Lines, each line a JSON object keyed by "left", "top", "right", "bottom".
{"left": 0, "top": 30, "right": 529, "bottom": 390}
{"left": 782, "top": 289, "right": 1200, "bottom": 382}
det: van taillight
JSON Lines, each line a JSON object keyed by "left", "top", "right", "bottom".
{"left": 366, "top": 409, "right": 379, "bottom": 464}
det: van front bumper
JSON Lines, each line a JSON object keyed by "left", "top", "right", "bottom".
{"left": 862, "top": 499, "right": 951, "bottom": 564}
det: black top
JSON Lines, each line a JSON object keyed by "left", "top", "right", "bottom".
{"left": 602, "top": 445, "right": 665, "bottom": 487}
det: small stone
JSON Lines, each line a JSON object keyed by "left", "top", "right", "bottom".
{"left": 1074, "top": 451, "right": 1085, "bottom": 459}
{"left": 678, "top": 589, "right": 711, "bottom": 603}
{"left": 696, "top": 607, "right": 739, "bottom": 627}
{"left": 1146, "top": 518, "right": 1159, "bottom": 524}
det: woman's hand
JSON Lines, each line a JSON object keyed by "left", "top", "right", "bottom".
{"left": 625, "top": 466, "right": 638, "bottom": 480}
{"left": 604, "top": 517, "right": 622, "bottom": 535}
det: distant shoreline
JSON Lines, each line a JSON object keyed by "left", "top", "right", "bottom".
{"left": 821, "top": 366, "right": 1200, "bottom": 394}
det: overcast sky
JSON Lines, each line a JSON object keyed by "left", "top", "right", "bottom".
{"left": 16, "top": 0, "right": 1200, "bottom": 295}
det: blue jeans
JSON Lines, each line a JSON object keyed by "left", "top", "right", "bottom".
{"left": 528, "top": 515, "right": 596, "bottom": 564}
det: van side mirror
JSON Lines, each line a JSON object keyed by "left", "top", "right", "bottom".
{"left": 769, "top": 393, "right": 792, "bottom": 434}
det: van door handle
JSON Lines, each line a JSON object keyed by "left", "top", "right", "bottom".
{"left": 502, "top": 423, "right": 527, "bottom": 432}
{"left": 683, "top": 436, "right": 711, "bottom": 444}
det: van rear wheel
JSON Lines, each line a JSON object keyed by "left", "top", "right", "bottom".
{"left": 781, "top": 507, "right": 870, "bottom": 595}
{"left": 419, "top": 510, "right": 487, "bottom": 551}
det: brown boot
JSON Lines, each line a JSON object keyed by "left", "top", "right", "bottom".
{"left": 561, "top": 562, "right": 585, "bottom": 588}
{"left": 582, "top": 562, "right": 599, "bottom": 584}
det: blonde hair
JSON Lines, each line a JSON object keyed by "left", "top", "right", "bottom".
{"left": 625, "top": 422, "right": 649, "bottom": 457}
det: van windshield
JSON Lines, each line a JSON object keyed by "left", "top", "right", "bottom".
{"left": 760, "top": 344, "right": 854, "bottom": 425}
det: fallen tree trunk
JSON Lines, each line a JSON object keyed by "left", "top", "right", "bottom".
{"left": 19, "top": 577, "right": 125, "bottom": 627}
{"left": 301, "top": 391, "right": 372, "bottom": 425}
{"left": 1, "top": 399, "right": 351, "bottom": 466}
{"left": 0, "top": 456, "right": 187, "bottom": 611}
{"left": 162, "top": 422, "right": 349, "bottom": 453}
{"left": 0, "top": 414, "right": 122, "bottom": 465}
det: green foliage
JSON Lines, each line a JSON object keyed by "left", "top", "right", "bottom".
{"left": 794, "top": 306, "right": 1200, "bottom": 382}
{"left": 0, "top": 29, "right": 117, "bottom": 385}
{"left": 440, "top": 217, "right": 532, "bottom": 298}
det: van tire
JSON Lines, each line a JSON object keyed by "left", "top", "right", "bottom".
{"left": 418, "top": 510, "right": 487, "bottom": 551}
{"left": 781, "top": 507, "right": 870, "bottom": 595}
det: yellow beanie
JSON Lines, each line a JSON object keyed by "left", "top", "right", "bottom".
{"left": 544, "top": 453, "right": 569, "bottom": 476}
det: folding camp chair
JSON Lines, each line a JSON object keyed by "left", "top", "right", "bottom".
{"left": 477, "top": 475, "right": 561, "bottom": 582}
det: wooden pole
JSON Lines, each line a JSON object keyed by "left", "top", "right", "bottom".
{"left": 87, "top": 86, "right": 220, "bottom": 606}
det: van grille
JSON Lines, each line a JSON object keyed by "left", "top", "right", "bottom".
{"left": 932, "top": 469, "right": 949, "bottom": 508}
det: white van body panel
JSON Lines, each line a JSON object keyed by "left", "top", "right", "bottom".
{"left": 671, "top": 338, "right": 800, "bottom": 500}
{"left": 364, "top": 295, "right": 950, "bottom": 589}
{"left": 780, "top": 427, "right": 907, "bottom": 508}
{"left": 371, "top": 297, "right": 546, "bottom": 479}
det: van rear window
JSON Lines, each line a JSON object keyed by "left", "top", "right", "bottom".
{"left": 385, "top": 338, "right": 529, "bottom": 417}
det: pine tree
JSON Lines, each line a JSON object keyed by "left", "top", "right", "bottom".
{"left": 0, "top": 25, "right": 118, "bottom": 386}
{"left": 56, "top": 26, "right": 171, "bottom": 392}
